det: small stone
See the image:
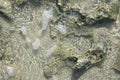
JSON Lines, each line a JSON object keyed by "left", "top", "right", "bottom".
{"left": 6, "top": 66, "right": 14, "bottom": 77}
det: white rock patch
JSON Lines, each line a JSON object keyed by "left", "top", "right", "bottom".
{"left": 25, "top": 37, "right": 31, "bottom": 43}
{"left": 6, "top": 66, "right": 14, "bottom": 77}
{"left": 41, "top": 8, "right": 53, "bottom": 31}
{"left": 46, "top": 45, "right": 57, "bottom": 57}
{"left": 56, "top": 24, "right": 67, "bottom": 34}
{"left": 52, "top": 75, "right": 58, "bottom": 80}
{"left": 20, "top": 26, "right": 27, "bottom": 36}
{"left": 32, "top": 38, "right": 41, "bottom": 50}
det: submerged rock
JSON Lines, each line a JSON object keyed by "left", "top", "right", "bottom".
{"left": 0, "top": 0, "right": 120, "bottom": 80}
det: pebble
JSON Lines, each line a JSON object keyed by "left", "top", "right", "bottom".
{"left": 6, "top": 66, "right": 14, "bottom": 77}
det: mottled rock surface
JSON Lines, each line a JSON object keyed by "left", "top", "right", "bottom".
{"left": 0, "top": 0, "right": 120, "bottom": 80}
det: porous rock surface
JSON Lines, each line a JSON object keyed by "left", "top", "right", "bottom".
{"left": 0, "top": 0, "right": 120, "bottom": 80}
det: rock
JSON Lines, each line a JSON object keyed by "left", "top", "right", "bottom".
{"left": 56, "top": 0, "right": 119, "bottom": 25}
{"left": 6, "top": 66, "right": 14, "bottom": 77}
{"left": 46, "top": 45, "right": 57, "bottom": 58}
{"left": 0, "top": 0, "right": 12, "bottom": 14}
{"left": 0, "top": 0, "right": 120, "bottom": 80}
{"left": 20, "top": 26, "right": 27, "bottom": 36}
{"left": 56, "top": 24, "right": 67, "bottom": 34}
{"left": 41, "top": 8, "right": 53, "bottom": 31}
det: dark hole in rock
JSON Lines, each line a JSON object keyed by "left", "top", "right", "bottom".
{"left": 77, "top": 12, "right": 86, "bottom": 22}
{"left": 64, "top": 56, "right": 78, "bottom": 63}
{"left": 66, "top": 9, "right": 86, "bottom": 22}
{"left": 71, "top": 61, "right": 92, "bottom": 80}
{"left": 56, "top": 5, "right": 64, "bottom": 13}
{"left": 0, "top": 25, "right": 2, "bottom": 29}
{"left": 91, "top": 18, "right": 115, "bottom": 27}
{"left": 17, "top": 1, "right": 28, "bottom": 8}
{"left": 99, "top": 54, "right": 103, "bottom": 59}
{"left": 96, "top": 18, "right": 115, "bottom": 24}
{"left": 90, "top": 49, "right": 104, "bottom": 55}
{"left": 80, "top": 34, "right": 93, "bottom": 39}
{"left": 64, "top": 56, "right": 78, "bottom": 69}
{"left": 0, "top": 11, "right": 13, "bottom": 23}
{"left": 113, "top": 69, "right": 120, "bottom": 74}
{"left": 67, "top": 57, "right": 78, "bottom": 63}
